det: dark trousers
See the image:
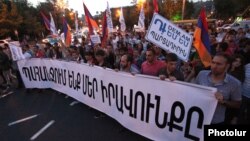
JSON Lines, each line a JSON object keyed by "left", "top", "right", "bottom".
{"left": 0, "top": 70, "right": 7, "bottom": 84}
{"left": 238, "top": 96, "right": 250, "bottom": 124}
{"left": 16, "top": 70, "right": 24, "bottom": 88}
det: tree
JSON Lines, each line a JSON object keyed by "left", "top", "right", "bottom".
{"left": 15, "top": 1, "right": 43, "bottom": 39}
{"left": 232, "top": 0, "right": 250, "bottom": 18}
{"left": 214, "top": 0, "right": 234, "bottom": 19}
{"left": 185, "top": 0, "right": 195, "bottom": 19}
{"left": 37, "top": 0, "right": 77, "bottom": 35}
{"left": 37, "top": 0, "right": 59, "bottom": 35}
{"left": 161, "top": 0, "right": 183, "bottom": 20}
{"left": 0, "top": 1, "right": 23, "bottom": 38}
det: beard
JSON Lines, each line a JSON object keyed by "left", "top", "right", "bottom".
{"left": 211, "top": 69, "right": 225, "bottom": 77}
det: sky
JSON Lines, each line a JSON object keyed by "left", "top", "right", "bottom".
{"left": 30, "top": 0, "right": 134, "bottom": 16}
{"left": 30, "top": 0, "right": 200, "bottom": 16}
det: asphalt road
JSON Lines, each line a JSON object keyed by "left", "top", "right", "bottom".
{"left": 0, "top": 88, "right": 151, "bottom": 141}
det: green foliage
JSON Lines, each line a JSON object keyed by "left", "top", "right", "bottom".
{"left": 0, "top": 1, "right": 45, "bottom": 40}
{"left": 0, "top": 1, "right": 22, "bottom": 38}
{"left": 172, "top": 13, "right": 182, "bottom": 21}
{"left": 160, "top": 0, "right": 183, "bottom": 20}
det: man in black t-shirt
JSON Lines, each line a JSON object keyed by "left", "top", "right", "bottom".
{"left": 158, "top": 53, "right": 184, "bottom": 81}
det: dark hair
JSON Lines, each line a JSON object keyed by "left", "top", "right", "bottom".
{"left": 214, "top": 52, "right": 232, "bottom": 64}
{"left": 95, "top": 49, "right": 106, "bottom": 57}
{"left": 233, "top": 54, "right": 245, "bottom": 63}
{"left": 85, "top": 51, "right": 94, "bottom": 57}
{"left": 218, "top": 42, "right": 228, "bottom": 52}
{"left": 124, "top": 54, "right": 133, "bottom": 63}
{"left": 119, "top": 47, "right": 128, "bottom": 52}
{"left": 46, "top": 43, "right": 52, "bottom": 48}
{"left": 146, "top": 47, "right": 156, "bottom": 55}
{"left": 24, "top": 44, "right": 30, "bottom": 49}
{"left": 166, "top": 53, "right": 178, "bottom": 62}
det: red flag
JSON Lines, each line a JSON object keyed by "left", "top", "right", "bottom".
{"left": 83, "top": 2, "right": 98, "bottom": 35}
{"left": 101, "top": 11, "right": 108, "bottom": 48}
{"left": 63, "top": 18, "right": 72, "bottom": 47}
{"left": 193, "top": 8, "right": 211, "bottom": 67}
{"left": 153, "top": 0, "right": 159, "bottom": 13}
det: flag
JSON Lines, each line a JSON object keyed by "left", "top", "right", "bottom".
{"left": 153, "top": 0, "right": 159, "bottom": 13}
{"left": 40, "top": 12, "right": 50, "bottom": 31}
{"left": 63, "top": 18, "right": 72, "bottom": 47}
{"left": 83, "top": 2, "right": 98, "bottom": 35}
{"left": 119, "top": 7, "right": 126, "bottom": 32}
{"left": 138, "top": 6, "right": 145, "bottom": 31}
{"left": 49, "top": 12, "right": 57, "bottom": 35}
{"left": 75, "top": 12, "right": 78, "bottom": 33}
{"left": 106, "top": 2, "right": 113, "bottom": 33}
{"left": 193, "top": 8, "right": 212, "bottom": 67}
{"left": 101, "top": 11, "right": 108, "bottom": 48}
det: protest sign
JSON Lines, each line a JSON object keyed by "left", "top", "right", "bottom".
{"left": 146, "top": 13, "right": 193, "bottom": 61}
{"left": 9, "top": 42, "right": 25, "bottom": 61}
{"left": 90, "top": 35, "right": 101, "bottom": 44}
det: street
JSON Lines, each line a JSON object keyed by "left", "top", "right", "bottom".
{"left": 0, "top": 88, "right": 151, "bottom": 141}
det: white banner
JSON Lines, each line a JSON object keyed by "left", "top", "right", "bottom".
{"left": 138, "top": 6, "right": 145, "bottom": 31}
{"left": 145, "top": 13, "right": 193, "bottom": 61}
{"left": 119, "top": 7, "right": 126, "bottom": 32}
{"left": 17, "top": 59, "right": 217, "bottom": 141}
{"left": 106, "top": 2, "right": 113, "bottom": 33}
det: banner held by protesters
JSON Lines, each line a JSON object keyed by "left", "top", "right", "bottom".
{"left": 18, "top": 58, "right": 217, "bottom": 141}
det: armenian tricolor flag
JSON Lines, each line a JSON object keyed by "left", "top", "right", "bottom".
{"left": 83, "top": 2, "right": 98, "bottom": 35}
{"left": 63, "top": 18, "right": 72, "bottom": 47}
{"left": 193, "top": 8, "right": 211, "bottom": 67}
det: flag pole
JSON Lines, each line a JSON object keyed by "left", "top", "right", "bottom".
{"left": 182, "top": 0, "right": 186, "bottom": 20}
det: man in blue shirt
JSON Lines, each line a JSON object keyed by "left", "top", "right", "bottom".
{"left": 196, "top": 53, "right": 241, "bottom": 124}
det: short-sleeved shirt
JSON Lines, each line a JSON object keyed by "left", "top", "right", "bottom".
{"left": 141, "top": 60, "right": 165, "bottom": 76}
{"left": 196, "top": 70, "right": 242, "bottom": 124}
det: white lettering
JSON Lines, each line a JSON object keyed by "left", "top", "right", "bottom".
{"left": 208, "top": 129, "right": 214, "bottom": 136}
{"left": 243, "top": 131, "right": 247, "bottom": 136}
{"left": 208, "top": 129, "right": 247, "bottom": 136}
{"left": 228, "top": 130, "right": 234, "bottom": 136}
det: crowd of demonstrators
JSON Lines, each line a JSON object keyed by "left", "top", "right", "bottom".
{"left": 1, "top": 23, "right": 250, "bottom": 124}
